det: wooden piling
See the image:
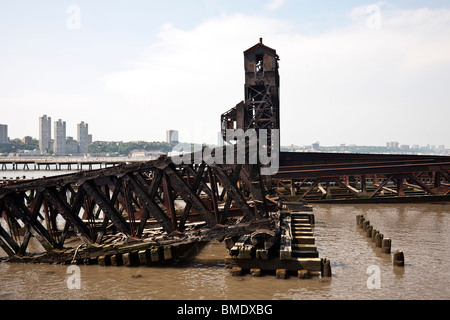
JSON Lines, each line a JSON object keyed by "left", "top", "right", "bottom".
{"left": 276, "top": 269, "right": 287, "bottom": 279}
{"left": 110, "top": 254, "right": 123, "bottom": 266}
{"left": 163, "top": 245, "right": 172, "bottom": 260}
{"left": 123, "top": 252, "right": 139, "bottom": 266}
{"left": 363, "top": 220, "right": 370, "bottom": 231}
{"left": 382, "top": 238, "right": 391, "bottom": 254}
{"left": 375, "top": 233, "right": 383, "bottom": 248}
{"left": 150, "top": 247, "right": 160, "bottom": 262}
{"left": 393, "top": 250, "right": 405, "bottom": 266}
{"left": 138, "top": 250, "right": 150, "bottom": 265}
{"left": 250, "top": 268, "right": 262, "bottom": 277}
{"left": 366, "top": 225, "right": 373, "bottom": 238}
{"left": 371, "top": 229, "right": 378, "bottom": 242}
{"left": 298, "top": 269, "right": 309, "bottom": 279}
{"left": 322, "top": 259, "right": 332, "bottom": 277}
{"left": 98, "top": 255, "right": 111, "bottom": 266}
{"left": 231, "top": 267, "right": 242, "bottom": 277}
{"left": 359, "top": 216, "right": 365, "bottom": 228}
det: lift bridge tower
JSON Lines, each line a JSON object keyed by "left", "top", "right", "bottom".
{"left": 221, "top": 38, "right": 280, "bottom": 150}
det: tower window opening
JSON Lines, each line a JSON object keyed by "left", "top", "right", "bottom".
{"left": 256, "top": 54, "right": 263, "bottom": 73}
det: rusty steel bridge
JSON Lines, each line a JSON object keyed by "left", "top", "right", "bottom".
{"left": 1, "top": 39, "right": 450, "bottom": 261}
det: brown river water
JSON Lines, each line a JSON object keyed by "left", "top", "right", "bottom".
{"left": 1, "top": 202, "right": 450, "bottom": 300}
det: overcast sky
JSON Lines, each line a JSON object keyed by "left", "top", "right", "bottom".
{"left": 1, "top": 0, "right": 449, "bottom": 147}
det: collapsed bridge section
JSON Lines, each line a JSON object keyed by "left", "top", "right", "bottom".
{"left": 0, "top": 145, "right": 273, "bottom": 260}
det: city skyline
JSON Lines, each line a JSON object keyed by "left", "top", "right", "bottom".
{"left": 1, "top": 116, "right": 447, "bottom": 153}
{"left": 1, "top": 1, "right": 449, "bottom": 147}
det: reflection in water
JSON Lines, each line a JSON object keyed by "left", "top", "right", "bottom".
{"left": 1, "top": 203, "right": 450, "bottom": 299}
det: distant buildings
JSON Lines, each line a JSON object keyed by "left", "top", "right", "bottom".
{"left": 39, "top": 115, "right": 52, "bottom": 152}
{"left": 386, "top": 141, "right": 399, "bottom": 149}
{"left": 311, "top": 141, "right": 320, "bottom": 151}
{"left": 166, "top": 130, "right": 179, "bottom": 144}
{"left": 53, "top": 119, "right": 67, "bottom": 155}
{"left": 77, "top": 121, "right": 89, "bottom": 154}
{"left": 38, "top": 115, "right": 91, "bottom": 155}
{"left": 0, "top": 124, "right": 8, "bottom": 144}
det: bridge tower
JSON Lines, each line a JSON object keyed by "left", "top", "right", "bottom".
{"left": 221, "top": 38, "right": 280, "bottom": 149}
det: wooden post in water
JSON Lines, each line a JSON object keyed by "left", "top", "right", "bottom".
{"left": 393, "top": 250, "right": 405, "bottom": 266}
{"left": 375, "top": 233, "right": 383, "bottom": 248}
{"left": 322, "top": 258, "right": 332, "bottom": 277}
{"left": 371, "top": 229, "right": 378, "bottom": 242}
{"left": 366, "top": 225, "right": 373, "bottom": 238}
{"left": 363, "top": 220, "right": 370, "bottom": 232}
{"left": 382, "top": 238, "right": 391, "bottom": 254}
{"left": 359, "top": 216, "right": 365, "bottom": 228}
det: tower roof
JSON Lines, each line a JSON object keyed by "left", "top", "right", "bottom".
{"left": 243, "top": 38, "right": 278, "bottom": 58}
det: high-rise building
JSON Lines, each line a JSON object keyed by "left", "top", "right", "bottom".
{"left": 39, "top": 115, "right": 52, "bottom": 152}
{"left": 54, "top": 119, "right": 66, "bottom": 155}
{"left": 77, "top": 121, "right": 89, "bottom": 154}
{"left": 0, "top": 124, "right": 8, "bottom": 144}
{"left": 166, "top": 130, "right": 179, "bottom": 144}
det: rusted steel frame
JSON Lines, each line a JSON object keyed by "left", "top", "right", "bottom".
{"left": 178, "top": 163, "right": 207, "bottom": 231}
{"left": 0, "top": 156, "right": 172, "bottom": 195}
{"left": 3, "top": 194, "right": 54, "bottom": 252}
{"left": 121, "top": 179, "right": 137, "bottom": 235}
{"left": 18, "top": 192, "right": 44, "bottom": 254}
{"left": 369, "top": 175, "right": 394, "bottom": 199}
{"left": 0, "top": 226, "right": 16, "bottom": 256}
{"left": 122, "top": 172, "right": 174, "bottom": 234}
{"left": 274, "top": 161, "right": 450, "bottom": 179}
{"left": 207, "top": 166, "right": 220, "bottom": 224}
{"left": 41, "top": 196, "right": 58, "bottom": 247}
{"left": 395, "top": 177, "right": 405, "bottom": 196}
{"left": 1, "top": 200, "right": 21, "bottom": 245}
{"left": 331, "top": 177, "right": 360, "bottom": 197}
{"left": 185, "top": 165, "right": 212, "bottom": 198}
{"left": 407, "top": 174, "right": 435, "bottom": 195}
{"left": 440, "top": 171, "right": 450, "bottom": 184}
{"left": 162, "top": 172, "right": 177, "bottom": 231}
{"left": 59, "top": 187, "right": 86, "bottom": 245}
{"left": 221, "top": 164, "right": 242, "bottom": 223}
{"left": 164, "top": 164, "right": 217, "bottom": 227}
{"left": 42, "top": 186, "right": 93, "bottom": 246}
{"left": 0, "top": 200, "right": 20, "bottom": 256}
{"left": 433, "top": 172, "right": 441, "bottom": 188}
{"left": 211, "top": 165, "right": 254, "bottom": 222}
{"left": 82, "top": 180, "right": 131, "bottom": 236}
{"left": 246, "top": 164, "right": 267, "bottom": 219}
{"left": 301, "top": 179, "right": 320, "bottom": 198}
{"left": 95, "top": 177, "right": 123, "bottom": 243}
{"left": 132, "top": 170, "right": 165, "bottom": 236}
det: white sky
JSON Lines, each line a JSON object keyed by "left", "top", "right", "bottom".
{"left": 1, "top": 1, "right": 450, "bottom": 147}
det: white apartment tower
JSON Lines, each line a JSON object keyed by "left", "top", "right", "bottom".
{"left": 77, "top": 121, "right": 89, "bottom": 154}
{"left": 54, "top": 119, "right": 66, "bottom": 155}
{"left": 39, "top": 115, "right": 52, "bottom": 152}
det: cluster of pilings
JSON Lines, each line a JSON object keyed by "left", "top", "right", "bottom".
{"left": 225, "top": 209, "right": 332, "bottom": 279}
{"left": 356, "top": 215, "right": 405, "bottom": 267}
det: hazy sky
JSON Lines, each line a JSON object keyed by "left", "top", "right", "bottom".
{"left": 1, "top": 1, "right": 449, "bottom": 147}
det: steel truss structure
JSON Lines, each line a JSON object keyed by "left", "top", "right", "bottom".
{"left": 0, "top": 146, "right": 271, "bottom": 257}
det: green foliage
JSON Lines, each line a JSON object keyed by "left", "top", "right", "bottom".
{"left": 89, "top": 141, "right": 178, "bottom": 156}
{"left": 0, "top": 138, "right": 39, "bottom": 154}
